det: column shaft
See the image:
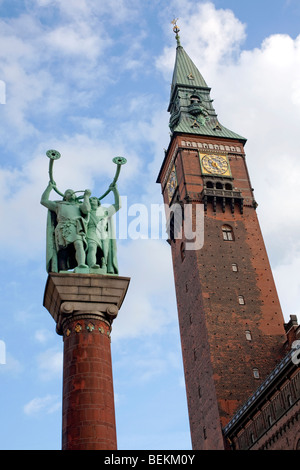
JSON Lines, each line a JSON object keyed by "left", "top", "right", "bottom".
{"left": 62, "top": 317, "right": 116, "bottom": 450}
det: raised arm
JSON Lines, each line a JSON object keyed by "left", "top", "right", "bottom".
{"left": 40, "top": 181, "right": 58, "bottom": 212}
{"left": 106, "top": 184, "right": 121, "bottom": 217}
{"left": 80, "top": 189, "right": 92, "bottom": 215}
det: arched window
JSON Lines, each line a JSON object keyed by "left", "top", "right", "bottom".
{"left": 190, "top": 95, "right": 201, "bottom": 104}
{"left": 222, "top": 225, "right": 234, "bottom": 241}
{"left": 216, "top": 182, "right": 223, "bottom": 189}
{"left": 206, "top": 181, "right": 214, "bottom": 188}
{"left": 225, "top": 182, "right": 233, "bottom": 190}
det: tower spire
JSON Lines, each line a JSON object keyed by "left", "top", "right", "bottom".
{"left": 167, "top": 28, "right": 246, "bottom": 142}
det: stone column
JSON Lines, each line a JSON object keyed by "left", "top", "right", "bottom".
{"left": 43, "top": 272, "right": 130, "bottom": 450}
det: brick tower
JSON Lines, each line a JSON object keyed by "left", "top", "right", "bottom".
{"left": 157, "top": 25, "right": 287, "bottom": 450}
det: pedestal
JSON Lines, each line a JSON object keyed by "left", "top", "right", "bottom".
{"left": 43, "top": 272, "right": 130, "bottom": 450}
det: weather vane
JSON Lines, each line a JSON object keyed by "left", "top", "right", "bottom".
{"left": 171, "top": 18, "right": 181, "bottom": 46}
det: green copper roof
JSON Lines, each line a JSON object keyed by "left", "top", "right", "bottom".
{"left": 168, "top": 43, "right": 246, "bottom": 143}
{"left": 170, "top": 45, "right": 208, "bottom": 94}
{"left": 173, "top": 115, "right": 246, "bottom": 141}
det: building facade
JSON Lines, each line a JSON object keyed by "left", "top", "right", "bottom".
{"left": 224, "top": 316, "right": 300, "bottom": 450}
{"left": 157, "top": 27, "right": 300, "bottom": 450}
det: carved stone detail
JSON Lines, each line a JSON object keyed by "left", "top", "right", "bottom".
{"left": 43, "top": 273, "right": 130, "bottom": 335}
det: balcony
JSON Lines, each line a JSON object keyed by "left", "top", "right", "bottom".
{"left": 201, "top": 187, "right": 244, "bottom": 214}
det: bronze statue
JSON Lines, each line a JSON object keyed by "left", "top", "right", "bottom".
{"left": 41, "top": 150, "right": 126, "bottom": 274}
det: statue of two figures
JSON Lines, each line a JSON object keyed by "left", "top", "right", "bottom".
{"left": 40, "top": 151, "right": 125, "bottom": 275}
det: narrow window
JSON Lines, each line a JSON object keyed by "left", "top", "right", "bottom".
{"left": 180, "top": 242, "right": 186, "bottom": 262}
{"left": 267, "top": 415, "right": 272, "bottom": 426}
{"left": 222, "top": 225, "right": 234, "bottom": 241}
{"left": 245, "top": 330, "right": 252, "bottom": 341}
{"left": 238, "top": 295, "right": 245, "bottom": 305}
{"left": 232, "top": 263, "right": 238, "bottom": 272}
{"left": 253, "top": 368, "right": 260, "bottom": 379}
{"left": 203, "top": 426, "right": 207, "bottom": 440}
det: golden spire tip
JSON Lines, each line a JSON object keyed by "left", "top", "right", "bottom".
{"left": 171, "top": 18, "right": 181, "bottom": 46}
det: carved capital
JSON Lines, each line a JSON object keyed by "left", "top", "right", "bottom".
{"left": 43, "top": 273, "right": 130, "bottom": 335}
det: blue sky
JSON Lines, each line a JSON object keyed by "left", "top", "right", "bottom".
{"left": 0, "top": 0, "right": 300, "bottom": 450}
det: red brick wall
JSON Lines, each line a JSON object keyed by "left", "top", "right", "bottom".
{"left": 62, "top": 317, "right": 117, "bottom": 450}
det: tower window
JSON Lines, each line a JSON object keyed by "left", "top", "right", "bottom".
{"left": 253, "top": 368, "right": 260, "bottom": 379}
{"left": 216, "top": 182, "right": 223, "bottom": 189}
{"left": 245, "top": 330, "right": 252, "bottom": 341}
{"left": 238, "top": 295, "right": 245, "bottom": 305}
{"left": 206, "top": 181, "right": 214, "bottom": 188}
{"left": 190, "top": 95, "right": 200, "bottom": 104}
{"left": 225, "top": 183, "right": 233, "bottom": 190}
{"left": 222, "top": 225, "right": 234, "bottom": 241}
{"left": 232, "top": 263, "right": 238, "bottom": 272}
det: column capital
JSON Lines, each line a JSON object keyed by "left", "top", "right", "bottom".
{"left": 43, "top": 273, "right": 130, "bottom": 335}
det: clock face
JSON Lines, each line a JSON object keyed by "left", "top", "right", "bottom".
{"left": 167, "top": 167, "right": 177, "bottom": 201}
{"left": 201, "top": 154, "right": 229, "bottom": 175}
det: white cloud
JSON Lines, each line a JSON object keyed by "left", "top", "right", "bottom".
{"left": 24, "top": 394, "right": 61, "bottom": 415}
{"left": 113, "top": 238, "right": 177, "bottom": 340}
{"left": 36, "top": 348, "right": 63, "bottom": 381}
{"left": 44, "top": 24, "right": 104, "bottom": 59}
{"left": 0, "top": 352, "right": 22, "bottom": 375}
{"left": 273, "top": 255, "right": 300, "bottom": 317}
{"left": 35, "top": 329, "right": 53, "bottom": 344}
{"left": 157, "top": 1, "right": 246, "bottom": 79}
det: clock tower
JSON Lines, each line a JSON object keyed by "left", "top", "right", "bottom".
{"left": 157, "top": 24, "right": 287, "bottom": 450}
